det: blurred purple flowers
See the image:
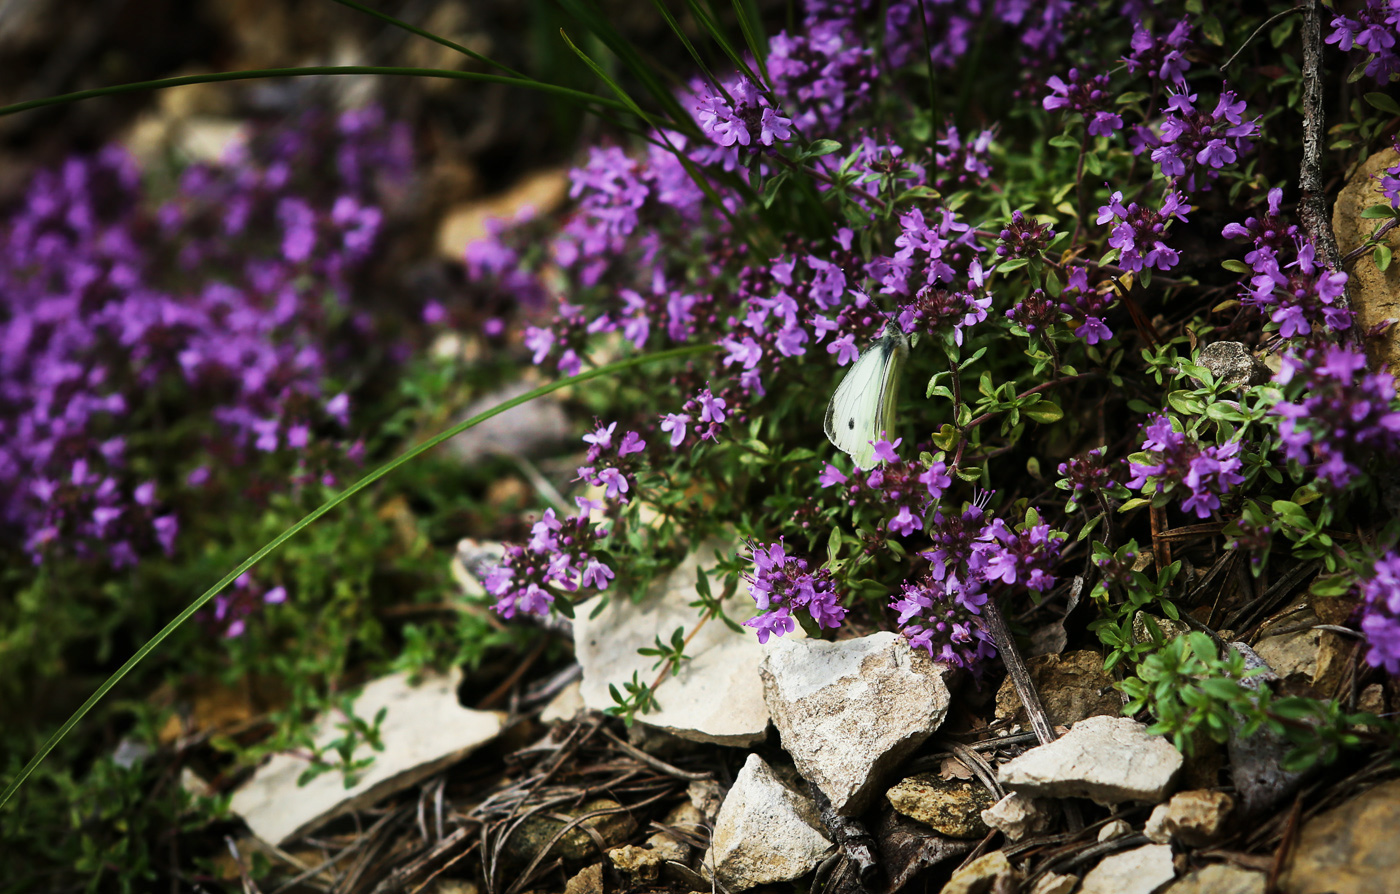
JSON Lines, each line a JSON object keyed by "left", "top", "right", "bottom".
{"left": 1361, "top": 552, "right": 1400, "bottom": 674}
{"left": 1, "top": 108, "right": 407, "bottom": 569}
{"left": 1273, "top": 346, "right": 1400, "bottom": 489}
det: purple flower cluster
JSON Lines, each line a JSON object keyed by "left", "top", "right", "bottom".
{"left": 1006, "top": 287, "right": 1059, "bottom": 336}
{"left": 1127, "top": 414, "right": 1246, "bottom": 518}
{"left": 891, "top": 501, "right": 1063, "bottom": 668}
{"left": 577, "top": 421, "right": 648, "bottom": 501}
{"left": 1123, "top": 19, "right": 1192, "bottom": 84}
{"left": 483, "top": 506, "right": 614, "bottom": 619}
{"left": 996, "top": 210, "right": 1056, "bottom": 261}
{"left": 1221, "top": 187, "right": 1300, "bottom": 268}
{"left": 1096, "top": 189, "right": 1189, "bottom": 273}
{"left": 1056, "top": 266, "right": 1117, "bottom": 344}
{"left": 1360, "top": 552, "right": 1400, "bottom": 674}
{"left": 768, "top": 20, "right": 876, "bottom": 133}
{"left": 819, "top": 438, "right": 953, "bottom": 537}
{"left": 1241, "top": 241, "right": 1352, "bottom": 339}
{"left": 1273, "top": 346, "right": 1400, "bottom": 489}
{"left": 743, "top": 539, "right": 847, "bottom": 642}
{"left": 1042, "top": 69, "right": 1122, "bottom": 136}
{"left": 1379, "top": 139, "right": 1400, "bottom": 208}
{"left": 1, "top": 109, "right": 403, "bottom": 568}
{"left": 1056, "top": 447, "right": 1120, "bottom": 512}
{"left": 931, "top": 126, "right": 996, "bottom": 193}
{"left": 1134, "top": 90, "right": 1258, "bottom": 192}
{"left": 659, "top": 386, "right": 729, "bottom": 448}
{"left": 210, "top": 572, "right": 288, "bottom": 639}
{"left": 1327, "top": 0, "right": 1400, "bottom": 83}
{"left": 694, "top": 77, "right": 795, "bottom": 156}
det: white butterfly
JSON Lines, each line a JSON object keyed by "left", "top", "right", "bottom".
{"left": 824, "top": 320, "right": 910, "bottom": 470}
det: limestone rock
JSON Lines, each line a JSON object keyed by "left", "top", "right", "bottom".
{"left": 1166, "top": 864, "right": 1265, "bottom": 894}
{"left": 701, "top": 754, "right": 833, "bottom": 891}
{"left": 564, "top": 862, "right": 605, "bottom": 894}
{"left": 1098, "top": 818, "right": 1133, "bottom": 841}
{"left": 574, "top": 541, "right": 776, "bottom": 747}
{"left": 981, "top": 791, "right": 1053, "bottom": 842}
{"left": 994, "top": 649, "right": 1122, "bottom": 729}
{"left": 1080, "top": 843, "right": 1175, "bottom": 894}
{"left": 1144, "top": 789, "right": 1234, "bottom": 846}
{"left": 1333, "top": 145, "right": 1400, "bottom": 374}
{"left": 939, "top": 850, "right": 1015, "bottom": 894}
{"left": 1280, "top": 778, "right": 1400, "bottom": 894}
{"left": 1031, "top": 873, "right": 1079, "bottom": 894}
{"left": 762, "top": 632, "right": 953, "bottom": 814}
{"left": 998, "top": 715, "right": 1183, "bottom": 806}
{"left": 886, "top": 773, "right": 994, "bottom": 839}
{"left": 229, "top": 669, "right": 504, "bottom": 845}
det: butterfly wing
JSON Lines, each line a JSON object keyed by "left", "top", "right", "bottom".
{"left": 824, "top": 323, "right": 909, "bottom": 470}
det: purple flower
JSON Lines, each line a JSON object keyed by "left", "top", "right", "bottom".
{"left": 742, "top": 539, "right": 846, "bottom": 641}
{"left": 1139, "top": 89, "right": 1259, "bottom": 191}
{"left": 1096, "top": 189, "right": 1189, "bottom": 273}
{"left": 1042, "top": 68, "right": 1122, "bottom": 135}
{"left": 660, "top": 413, "right": 691, "bottom": 447}
{"left": 1327, "top": 0, "right": 1400, "bottom": 83}
{"left": 1127, "top": 414, "right": 1246, "bottom": 518}
{"left": 1361, "top": 552, "right": 1400, "bottom": 673}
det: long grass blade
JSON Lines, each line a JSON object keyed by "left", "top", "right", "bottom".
{"left": 682, "top": 0, "right": 764, "bottom": 88}
{"left": 0, "top": 65, "right": 629, "bottom": 120}
{"left": 329, "top": 0, "right": 528, "bottom": 79}
{"left": 0, "top": 344, "right": 717, "bottom": 811}
{"left": 727, "top": 0, "right": 770, "bottom": 85}
{"left": 553, "top": 0, "right": 694, "bottom": 129}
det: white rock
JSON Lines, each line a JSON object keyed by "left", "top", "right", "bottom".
{"left": 761, "top": 632, "right": 952, "bottom": 815}
{"left": 1099, "top": 818, "right": 1133, "bottom": 841}
{"left": 941, "top": 850, "right": 1015, "bottom": 894}
{"left": 1031, "top": 872, "right": 1079, "bottom": 894}
{"left": 230, "top": 669, "right": 504, "bottom": 845}
{"left": 1080, "top": 843, "right": 1176, "bottom": 894}
{"left": 1144, "top": 789, "right": 1233, "bottom": 846}
{"left": 573, "top": 541, "right": 778, "bottom": 747}
{"left": 701, "top": 754, "right": 833, "bottom": 891}
{"left": 540, "top": 679, "right": 584, "bottom": 724}
{"left": 998, "top": 715, "right": 1183, "bottom": 806}
{"left": 981, "top": 792, "right": 1052, "bottom": 841}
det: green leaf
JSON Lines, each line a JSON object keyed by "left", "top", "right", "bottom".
{"left": 1221, "top": 259, "right": 1251, "bottom": 275}
{"left": 1049, "top": 133, "right": 1080, "bottom": 148}
{"left": 806, "top": 139, "right": 843, "bottom": 157}
{"left": 1360, "top": 203, "right": 1397, "bottom": 219}
{"left": 1377, "top": 245, "right": 1394, "bottom": 272}
{"left": 1022, "top": 401, "right": 1064, "bottom": 423}
{"left": 1364, "top": 92, "right": 1400, "bottom": 116}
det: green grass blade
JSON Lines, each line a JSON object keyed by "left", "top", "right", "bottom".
{"left": 553, "top": 0, "right": 694, "bottom": 129}
{"left": 0, "top": 343, "right": 717, "bottom": 811}
{"left": 644, "top": 0, "right": 725, "bottom": 97}
{"left": 0, "top": 65, "right": 629, "bottom": 120}
{"left": 556, "top": 28, "right": 753, "bottom": 238}
{"left": 727, "top": 0, "right": 770, "bottom": 85}
{"left": 682, "top": 0, "right": 763, "bottom": 88}
{"left": 328, "top": 0, "right": 528, "bottom": 79}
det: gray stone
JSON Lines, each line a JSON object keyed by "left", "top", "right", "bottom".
{"left": 1166, "top": 864, "right": 1265, "bottom": 894}
{"left": 940, "top": 850, "right": 1015, "bottom": 894}
{"left": 1080, "top": 844, "right": 1175, "bottom": 894}
{"left": 1280, "top": 778, "right": 1400, "bottom": 894}
{"left": 1144, "top": 789, "right": 1234, "bottom": 846}
{"left": 762, "top": 632, "right": 953, "bottom": 815}
{"left": 701, "top": 754, "right": 833, "bottom": 891}
{"left": 1199, "top": 342, "right": 1267, "bottom": 388}
{"left": 998, "top": 715, "right": 1182, "bottom": 806}
{"left": 981, "top": 791, "right": 1053, "bottom": 842}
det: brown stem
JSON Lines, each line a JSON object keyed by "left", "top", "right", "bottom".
{"left": 1298, "top": 0, "right": 1355, "bottom": 334}
{"left": 981, "top": 595, "right": 1057, "bottom": 745}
